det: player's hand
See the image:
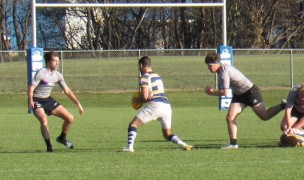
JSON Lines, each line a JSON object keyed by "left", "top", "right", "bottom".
{"left": 204, "top": 86, "right": 214, "bottom": 95}
{"left": 284, "top": 128, "right": 293, "bottom": 134}
{"left": 132, "top": 96, "right": 141, "bottom": 103}
{"left": 78, "top": 103, "right": 84, "bottom": 115}
{"left": 28, "top": 100, "right": 35, "bottom": 113}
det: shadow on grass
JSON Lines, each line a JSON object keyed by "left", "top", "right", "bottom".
{"left": 193, "top": 138, "right": 281, "bottom": 149}
{"left": 0, "top": 112, "right": 30, "bottom": 114}
{"left": 0, "top": 138, "right": 283, "bottom": 154}
{"left": 0, "top": 149, "right": 48, "bottom": 154}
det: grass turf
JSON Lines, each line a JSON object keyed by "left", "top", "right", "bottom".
{"left": 0, "top": 90, "right": 301, "bottom": 179}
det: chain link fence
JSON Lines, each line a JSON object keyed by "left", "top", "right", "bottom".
{"left": 0, "top": 49, "right": 303, "bottom": 94}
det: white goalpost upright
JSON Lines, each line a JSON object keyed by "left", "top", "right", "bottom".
{"left": 29, "top": 0, "right": 232, "bottom": 111}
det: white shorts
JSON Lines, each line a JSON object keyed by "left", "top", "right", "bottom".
{"left": 136, "top": 102, "right": 172, "bottom": 129}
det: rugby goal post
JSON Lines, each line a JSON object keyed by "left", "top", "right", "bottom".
{"left": 31, "top": 0, "right": 227, "bottom": 47}
{"left": 30, "top": 0, "right": 232, "bottom": 110}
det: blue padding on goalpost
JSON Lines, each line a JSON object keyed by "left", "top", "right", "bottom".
{"left": 27, "top": 47, "right": 44, "bottom": 113}
{"left": 27, "top": 48, "right": 44, "bottom": 86}
{"left": 217, "top": 46, "right": 233, "bottom": 111}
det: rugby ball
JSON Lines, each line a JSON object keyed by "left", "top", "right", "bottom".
{"left": 132, "top": 91, "right": 143, "bottom": 110}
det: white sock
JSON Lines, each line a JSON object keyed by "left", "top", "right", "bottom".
{"left": 127, "top": 131, "right": 137, "bottom": 148}
{"left": 171, "top": 135, "right": 186, "bottom": 147}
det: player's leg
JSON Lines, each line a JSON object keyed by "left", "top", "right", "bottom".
{"left": 291, "top": 117, "right": 304, "bottom": 131}
{"left": 51, "top": 105, "right": 74, "bottom": 149}
{"left": 161, "top": 128, "right": 193, "bottom": 150}
{"left": 33, "top": 108, "right": 53, "bottom": 152}
{"left": 251, "top": 102, "right": 284, "bottom": 121}
{"left": 159, "top": 103, "right": 193, "bottom": 150}
{"left": 122, "top": 116, "right": 144, "bottom": 152}
{"left": 123, "top": 104, "right": 158, "bottom": 152}
{"left": 249, "top": 85, "right": 285, "bottom": 121}
{"left": 52, "top": 105, "right": 74, "bottom": 134}
{"left": 223, "top": 102, "right": 245, "bottom": 149}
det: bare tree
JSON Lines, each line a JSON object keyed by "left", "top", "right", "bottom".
{"left": 12, "top": 0, "right": 31, "bottom": 50}
{"left": 0, "top": 0, "right": 11, "bottom": 50}
{"left": 6, "top": 0, "right": 304, "bottom": 50}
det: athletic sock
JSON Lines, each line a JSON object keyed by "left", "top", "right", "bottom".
{"left": 58, "top": 132, "right": 67, "bottom": 141}
{"left": 127, "top": 126, "right": 137, "bottom": 148}
{"left": 230, "top": 139, "right": 238, "bottom": 145}
{"left": 279, "top": 103, "right": 286, "bottom": 110}
{"left": 45, "top": 139, "right": 52, "bottom": 149}
{"left": 168, "top": 134, "right": 186, "bottom": 147}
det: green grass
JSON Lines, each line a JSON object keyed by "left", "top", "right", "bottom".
{"left": 0, "top": 90, "right": 301, "bottom": 179}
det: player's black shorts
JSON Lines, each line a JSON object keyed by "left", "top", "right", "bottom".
{"left": 291, "top": 108, "right": 304, "bottom": 120}
{"left": 33, "top": 96, "right": 61, "bottom": 115}
{"left": 231, "top": 84, "right": 263, "bottom": 107}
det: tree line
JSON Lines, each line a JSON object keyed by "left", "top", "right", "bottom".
{"left": 2, "top": 0, "right": 304, "bottom": 51}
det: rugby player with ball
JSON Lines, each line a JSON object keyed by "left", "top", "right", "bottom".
{"left": 123, "top": 56, "right": 193, "bottom": 152}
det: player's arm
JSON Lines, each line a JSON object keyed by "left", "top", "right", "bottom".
{"left": 283, "top": 107, "right": 293, "bottom": 133}
{"left": 132, "top": 86, "right": 150, "bottom": 103}
{"left": 205, "top": 72, "right": 230, "bottom": 96}
{"left": 140, "top": 86, "right": 151, "bottom": 102}
{"left": 283, "top": 90, "right": 296, "bottom": 133}
{"left": 27, "top": 85, "right": 36, "bottom": 111}
{"left": 204, "top": 87, "right": 228, "bottom": 96}
{"left": 62, "top": 86, "right": 84, "bottom": 115}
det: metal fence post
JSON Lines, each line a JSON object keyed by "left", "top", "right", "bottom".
{"left": 290, "top": 49, "right": 293, "bottom": 88}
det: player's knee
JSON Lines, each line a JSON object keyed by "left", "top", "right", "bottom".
{"left": 65, "top": 114, "right": 74, "bottom": 124}
{"left": 226, "top": 115, "right": 235, "bottom": 122}
{"left": 280, "top": 124, "right": 287, "bottom": 131}
{"left": 129, "top": 117, "right": 143, "bottom": 128}
{"left": 40, "top": 120, "right": 48, "bottom": 128}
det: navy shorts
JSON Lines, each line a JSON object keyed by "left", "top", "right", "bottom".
{"left": 33, "top": 96, "right": 61, "bottom": 115}
{"left": 231, "top": 84, "right": 263, "bottom": 107}
{"left": 291, "top": 108, "right": 304, "bottom": 120}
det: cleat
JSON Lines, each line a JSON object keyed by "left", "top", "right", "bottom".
{"left": 56, "top": 137, "right": 74, "bottom": 149}
{"left": 183, "top": 144, "right": 194, "bottom": 151}
{"left": 47, "top": 147, "right": 53, "bottom": 153}
{"left": 122, "top": 146, "right": 134, "bottom": 152}
{"left": 221, "top": 144, "right": 239, "bottom": 149}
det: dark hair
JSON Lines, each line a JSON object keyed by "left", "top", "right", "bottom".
{"left": 138, "top": 56, "right": 151, "bottom": 67}
{"left": 44, "top": 51, "right": 59, "bottom": 64}
{"left": 205, "top": 52, "right": 220, "bottom": 64}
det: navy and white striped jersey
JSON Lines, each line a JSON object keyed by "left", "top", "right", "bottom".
{"left": 140, "top": 71, "right": 169, "bottom": 103}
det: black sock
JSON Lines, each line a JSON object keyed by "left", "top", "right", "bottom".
{"left": 59, "top": 132, "right": 67, "bottom": 140}
{"left": 45, "top": 139, "right": 52, "bottom": 149}
{"left": 167, "top": 134, "right": 175, "bottom": 141}
{"left": 280, "top": 103, "right": 285, "bottom": 110}
{"left": 230, "top": 139, "right": 237, "bottom": 145}
{"left": 128, "top": 126, "right": 137, "bottom": 133}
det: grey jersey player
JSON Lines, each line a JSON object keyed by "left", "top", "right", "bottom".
{"left": 28, "top": 51, "right": 84, "bottom": 152}
{"left": 204, "top": 52, "right": 285, "bottom": 149}
{"left": 280, "top": 84, "right": 304, "bottom": 134}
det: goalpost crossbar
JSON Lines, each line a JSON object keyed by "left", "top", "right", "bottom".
{"left": 35, "top": 3, "right": 224, "bottom": 8}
